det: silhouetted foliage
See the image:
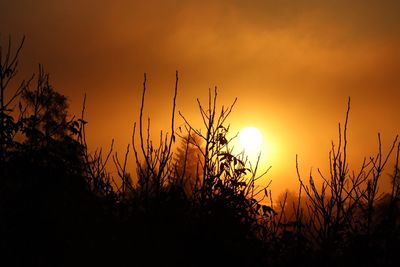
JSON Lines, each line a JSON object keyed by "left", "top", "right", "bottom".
{"left": 1, "top": 37, "right": 400, "bottom": 267}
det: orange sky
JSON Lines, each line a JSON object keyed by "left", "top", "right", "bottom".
{"left": 1, "top": 0, "right": 399, "bottom": 194}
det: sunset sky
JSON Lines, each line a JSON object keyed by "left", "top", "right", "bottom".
{"left": 1, "top": 0, "right": 399, "bottom": 193}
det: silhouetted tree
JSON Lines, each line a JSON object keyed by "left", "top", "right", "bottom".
{"left": 21, "top": 66, "right": 69, "bottom": 141}
{"left": 0, "top": 38, "right": 97, "bottom": 267}
{"left": 0, "top": 37, "right": 28, "bottom": 161}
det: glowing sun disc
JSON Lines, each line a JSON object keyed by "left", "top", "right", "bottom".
{"left": 239, "top": 127, "right": 263, "bottom": 153}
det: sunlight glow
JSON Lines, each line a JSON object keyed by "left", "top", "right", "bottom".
{"left": 238, "top": 127, "right": 263, "bottom": 154}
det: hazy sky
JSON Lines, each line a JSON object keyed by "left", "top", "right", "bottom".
{"left": 1, "top": 0, "right": 399, "bottom": 193}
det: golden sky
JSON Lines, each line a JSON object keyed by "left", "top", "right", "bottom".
{"left": 1, "top": 0, "right": 400, "bottom": 193}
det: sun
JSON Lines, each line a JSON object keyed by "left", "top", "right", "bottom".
{"left": 238, "top": 127, "right": 263, "bottom": 154}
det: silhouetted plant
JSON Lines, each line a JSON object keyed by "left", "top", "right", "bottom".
{"left": 294, "top": 98, "right": 400, "bottom": 265}
{"left": 390, "top": 146, "right": 400, "bottom": 201}
{"left": 0, "top": 38, "right": 101, "bottom": 266}
{"left": 131, "top": 72, "right": 178, "bottom": 200}
{"left": 0, "top": 36, "right": 30, "bottom": 161}
{"left": 76, "top": 94, "right": 115, "bottom": 198}
{"left": 178, "top": 89, "right": 275, "bottom": 241}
